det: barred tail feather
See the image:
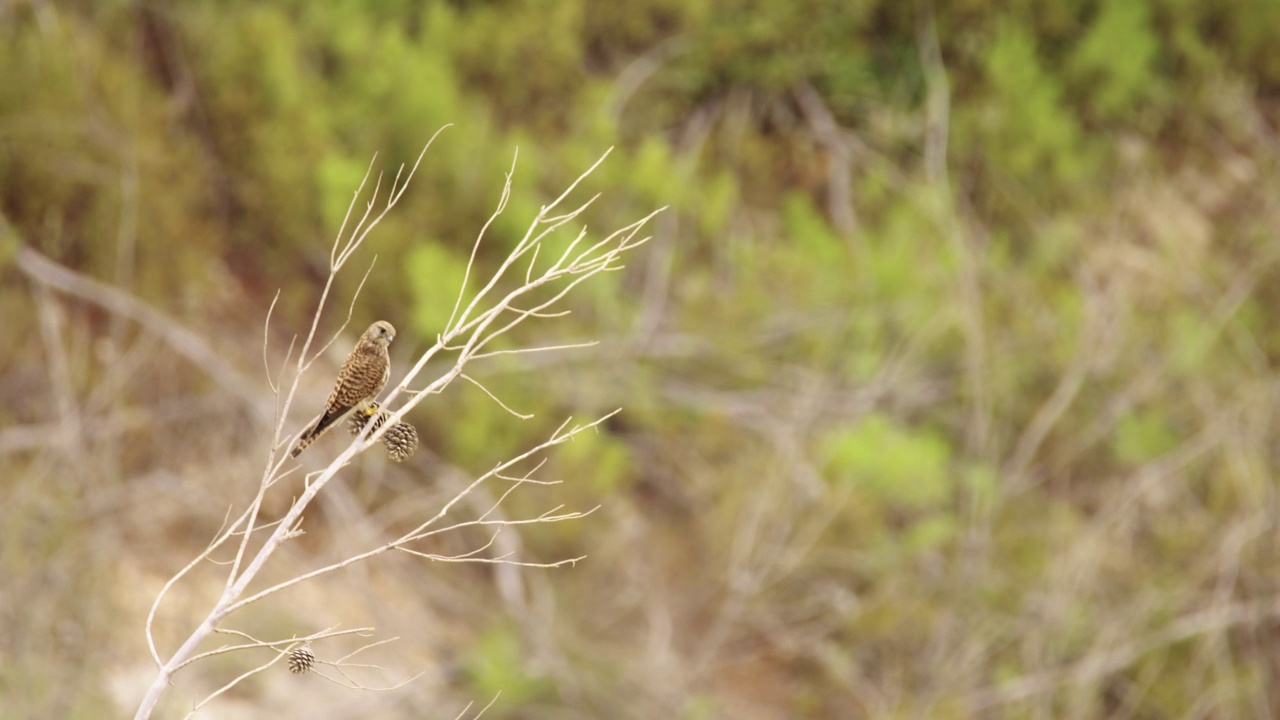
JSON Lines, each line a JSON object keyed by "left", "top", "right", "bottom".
{"left": 289, "top": 434, "right": 315, "bottom": 458}
{"left": 289, "top": 406, "right": 347, "bottom": 458}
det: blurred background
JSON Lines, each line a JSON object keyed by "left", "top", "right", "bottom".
{"left": 3, "top": 1, "right": 1280, "bottom": 718}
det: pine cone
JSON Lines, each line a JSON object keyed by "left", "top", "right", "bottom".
{"left": 382, "top": 420, "right": 419, "bottom": 461}
{"left": 288, "top": 645, "right": 316, "bottom": 675}
{"left": 347, "top": 401, "right": 418, "bottom": 461}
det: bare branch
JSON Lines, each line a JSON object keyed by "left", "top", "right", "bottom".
{"left": 470, "top": 340, "right": 598, "bottom": 361}
{"left": 406, "top": 506, "right": 601, "bottom": 544}
{"left": 330, "top": 152, "right": 380, "bottom": 268}
{"left": 456, "top": 694, "right": 502, "bottom": 720}
{"left": 175, "top": 626, "right": 374, "bottom": 672}
{"left": 304, "top": 257, "right": 378, "bottom": 369}
{"left": 220, "top": 414, "right": 613, "bottom": 616}
{"left": 262, "top": 290, "right": 282, "bottom": 392}
{"left": 183, "top": 652, "right": 288, "bottom": 720}
{"left": 447, "top": 148, "right": 517, "bottom": 334}
{"left": 145, "top": 507, "right": 237, "bottom": 668}
{"left": 333, "top": 125, "right": 449, "bottom": 270}
{"left": 524, "top": 241, "right": 541, "bottom": 285}
{"left": 15, "top": 247, "right": 267, "bottom": 423}
{"left": 482, "top": 462, "right": 552, "bottom": 522}
{"left": 461, "top": 373, "right": 533, "bottom": 419}
{"left": 331, "top": 636, "right": 400, "bottom": 665}
{"left": 397, "top": 545, "right": 586, "bottom": 568}
{"left": 546, "top": 147, "right": 612, "bottom": 214}
{"left": 135, "top": 136, "right": 656, "bottom": 719}
{"left": 315, "top": 666, "right": 426, "bottom": 692}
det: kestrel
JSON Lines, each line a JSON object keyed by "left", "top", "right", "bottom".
{"left": 347, "top": 400, "right": 420, "bottom": 462}
{"left": 290, "top": 320, "right": 395, "bottom": 458}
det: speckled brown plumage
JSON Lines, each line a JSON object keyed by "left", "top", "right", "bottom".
{"left": 346, "top": 400, "right": 419, "bottom": 461}
{"left": 291, "top": 321, "right": 395, "bottom": 458}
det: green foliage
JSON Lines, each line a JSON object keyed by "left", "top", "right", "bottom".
{"left": 696, "top": 169, "right": 738, "bottom": 237}
{"left": 681, "top": 694, "right": 718, "bottom": 720}
{"left": 962, "top": 463, "right": 1000, "bottom": 511}
{"left": 821, "top": 413, "right": 952, "bottom": 510}
{"left": 902, "top": 512, "right": 960, "bottom": 554}
{"left": 317, "top": 153, "right": 375, "bottom": 233}
{"left": 553, "top": 426, "right": 632, "bottom": 495}
{"left": 405, "top": 241, "right": 472, "bottom": 338}
{"left": 977, "top": 20, "right": 1088, "bottom": 183}
{"left": 1112, "top": 408, "right": 1179, "bottom": 464}
{"left": 672, "top": 0, "right": 875, "bottom": 94}
{"left": 441, "top": 378, "right": 540, "bottom": 469}
{"left": 1068, "top": 0, "right": 1160, "bottom": 121}
{"left": 781, "top": 192, "right": 847, "bottom": 300}
{"left": 463, "top": 622, "right": 554, "bottom": 707}
{"left": 1168, "top": 306, "right": 1216, "bottom": 376}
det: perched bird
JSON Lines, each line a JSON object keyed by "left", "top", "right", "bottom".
{"left": 290, "top": 320, "right": 395, "bottom": 458}
{"left": 347, "top": 400, "right": 420, "bottom": 462}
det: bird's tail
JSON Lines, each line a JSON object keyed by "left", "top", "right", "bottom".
{"left": 289, "top": 432, "right": 317, "bottom": 458}
{"left": 289, "top": 408, "right": 344, "bottom": 458}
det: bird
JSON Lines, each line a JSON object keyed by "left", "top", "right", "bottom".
{"left": 290, "top": 320, "right": 395, "bottom": 458}
{"left": 347, "top": 400, "right": 419, "bottom": 461}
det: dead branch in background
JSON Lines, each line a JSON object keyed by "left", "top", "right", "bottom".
{"left": 16, "top": 246, "right": 268, "bottom": 424}
{"left": 133, "top": 133, "right": 661, "bottom": 719}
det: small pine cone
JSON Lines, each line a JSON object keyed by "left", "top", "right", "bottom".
{"left": 288, "top": 645, "right": 316, "bottom": 675}
{"left": 382, "top": 421, "right": 419, "bottom": 462}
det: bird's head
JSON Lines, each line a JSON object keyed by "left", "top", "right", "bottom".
{"left": 367, "top": 320, "right": 396, "bottom": 347}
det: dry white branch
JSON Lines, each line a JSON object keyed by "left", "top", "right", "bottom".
{"left": 219, "top": 416, "right": 610, "bottom": 616}
{"left": 397, "top": 545, "right": 586, "bottom": 568}
{"left": 135, "top": 137, "right": 658, "bottom": 719}
{"left": 262, "top": 290, "right": 283, "bottom": 393}
{"left": 455, "top": 694, "right": 502, "bottom": 720}
{"left": 181, "top": 652, "right": 287, "bottom": 720}
{"left": 316, "top": 664, "right": 425, "bottom": 692}
{"left": 145, "top": 507, "right": 238, "bottom": 668}
{"left": 175, "top": 626, "right": 374, "bottom": 672}
{"left": 461, "top": 372, "right": 533, "bottom": 419}
{"left": 470, "top": 339, "right": 597, "bottom": 361}
{"left": 302, "top": 258, "right": 378, "bottom": 371}
{"left": 331, "top": 636, "right": 400, "bottom": 665}
{"left": 253, "top": 636, "right": 425, "bottom": 692}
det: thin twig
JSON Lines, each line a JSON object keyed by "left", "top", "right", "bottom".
{"left": 183, "top": 653, "right": 288, "bottom": 719}
{"left": 461, "top": 373, "right": 533, "bottom": 419}
{"left": 145, "top": 507, "right": 236, "bottom": 667}
{"left": 305, "top": 257, "right": 378, "bottom": 369}
{"left": 447, "top": 148, "right": 517, "bottom": 334}
{"left": 262, "top": 290, "right": 281, "bottom": 392}
{"left": 176, "top": 626, "right": 374, "bottom": 671}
